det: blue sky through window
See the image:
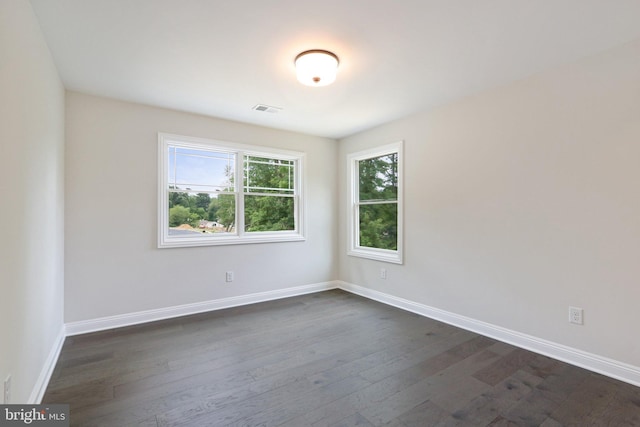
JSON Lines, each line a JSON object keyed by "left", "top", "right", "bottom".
{"left": 168, "top": 146, "right": 234, "bottom": 192}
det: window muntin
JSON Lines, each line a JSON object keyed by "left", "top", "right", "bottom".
{"left": 244, "top": 156, "right": 295, "bottom": 194}
{"left": 159, "top": 134, "right": 305, "bottom": 248}
{"left": 348, "top": 142, "right": 403, "bottom": 264}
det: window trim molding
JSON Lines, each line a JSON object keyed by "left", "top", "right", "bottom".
{"left": 347, "top": 141, "right": 404, "bottom": 264}
{"left": 158, "top": 133, "right": 306, "bottom": 248}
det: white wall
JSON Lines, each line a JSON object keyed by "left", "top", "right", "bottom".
{"left": 64, "top": 92, "right": 338, "bottom": 323}
{"left": 339, "top": 39, "right": 640, "bottom": 368}
{"left": 0, "top": 0, "right": 65, "bottom": 403}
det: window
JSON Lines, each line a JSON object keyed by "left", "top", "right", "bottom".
{"left": 158, "top": 133, "right": 305, "bottom": 248}
{"left": 348, "top": 142, "right": 403, "bottom": 264}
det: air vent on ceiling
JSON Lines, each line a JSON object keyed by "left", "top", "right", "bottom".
{"left": 252, "top": 104, "right": 282, "bottom": 114}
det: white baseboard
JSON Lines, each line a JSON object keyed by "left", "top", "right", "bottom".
{"left": 65, "top": 281, "right": 338, "bottom": 336}
{"left": 29, "top": 325, "right": 65, "bottom": 404}
{"left": 337, "top": 281, "right": 640, "bottom": 388}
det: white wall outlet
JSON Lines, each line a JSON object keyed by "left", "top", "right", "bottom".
{"left": 380, "top": 268, "right": 387, "bottom": 279}
{"left": 4, "top": 374, "right": 11, "bottom": 404}
{"left": 225, "top": 271, "right": 234, "bottom": 282}
{"left": 569, "top": 306, "right": 584, "bottom": 325}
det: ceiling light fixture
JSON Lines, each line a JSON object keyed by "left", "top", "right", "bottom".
{"left": 295, "top": 50, "right": 339, "bottom": 87}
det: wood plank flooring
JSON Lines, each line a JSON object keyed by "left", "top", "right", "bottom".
{"left": 43, "top": 290, "right": 640, "bottom": 426}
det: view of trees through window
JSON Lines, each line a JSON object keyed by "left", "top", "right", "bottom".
{"left": 167, "top": 146, "right": 296, "bottom": 235}
{"left": 244, "top": 156, "right": 295, "bottom": 232}
{"left": 168, "top": 191, "right": 236, "bottom": 234}
{"left": 357, "top": 152, "right": 398, "bottom": 250}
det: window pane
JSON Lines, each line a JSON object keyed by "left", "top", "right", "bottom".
{"left": 244, "top": 195, "right": 295, "bottom": 232}
{"left": 244, "top": 156, "right": 294, "bottom": 194}
{"left": 358, "top": 153, "right": 397, "bottom": 201}
{"left": 160, "top": 134, "right": 306, "bottom": 247}
{"left": 359, "top": 203, "right": 397, "bottom": 250}
{"left": 168, "top": 191, "right": 235, "bottom": 235}
{"left": 169, "top": 146, "right": 235, "bottom": 192}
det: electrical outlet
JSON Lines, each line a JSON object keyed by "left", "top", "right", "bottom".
{"left": 380, "top": 268, "right": 387, "bottom": 279}
{"left": 569, "top": 306, "right": 583, "bottom": 325}
{"left": 4, "top": 374, "right": 11, "bottom": 404}
{"left": 225, "top": 271, "right": 234, "bottom": 282}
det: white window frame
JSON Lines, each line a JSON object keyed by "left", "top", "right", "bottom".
{"left": 158, "top": 133, "right": 305, "bottom": 248}
{"left": 347, "top": 141, "right": 403, "bottom": 264}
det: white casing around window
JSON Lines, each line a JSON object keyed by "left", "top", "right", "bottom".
{"left": 347, "top": 141, "right": 403, "bottom": 264}
{"left": 158, "top": 133, "right": 306, "bottom": 248}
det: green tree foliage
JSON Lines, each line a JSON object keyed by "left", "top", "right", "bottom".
{"left": 245, "top": 196, "right": 294, "bottom": 231}
{"left": 359, "top": 205, "right": 397, "bottom": 250}
{"left": 169, "top": 205, "right": 191, "bottom": 227}
{"left": 213, "top": 163, "right": 236, "bottom": 231}
{"left": 168, "top": 189, "right": 190, "bottom": 209}
{"left": 166, "top": 157, "right": 296, "bottom": 233}
{"left": 207, "top": 198, "right": 219, "bottom": 221}
{"left": 168, "top": 189, "right": 220, "bottom": 229}
{"left": 244, "top": 156, "right": 295, "bottom": 232}
{"left": 244, "top": 156, "right": 294, "bottom": 193}
{"left": 358, "top": 153, "right": 398, "bottom": 250}
{"left": 358, "top": 153, "right": 397, "bottom": 201}
{"left": 195, "top": 193, "right": 211, "bottom": 210}
{"left": 215, "top": 194, "right": 236, "bottom": 232}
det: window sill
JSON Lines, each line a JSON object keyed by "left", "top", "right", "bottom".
{"left": 159, "top": 232, "right": 306, "bottom": 248}
{"left": 348, "top": 247, "right": 403, "bottom": 264}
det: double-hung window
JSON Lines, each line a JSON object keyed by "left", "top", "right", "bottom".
{"left": 158, "top": 133, "right": 305, "bottom": 248}
{"left": 348, "top": 141, "right": 403, "bottom": 264}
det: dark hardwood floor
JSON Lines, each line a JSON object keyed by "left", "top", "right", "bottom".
{"left": 43, "top": 290, "right": 640, "bottom": 426}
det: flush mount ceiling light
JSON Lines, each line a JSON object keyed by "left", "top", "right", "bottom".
{"left": 295, "top": 50, "right": 339, "bottom": 87}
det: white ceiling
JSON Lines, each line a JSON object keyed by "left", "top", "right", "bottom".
{"left": 30, "top": 0, "right": 640, "bottom": 139}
